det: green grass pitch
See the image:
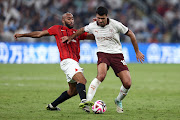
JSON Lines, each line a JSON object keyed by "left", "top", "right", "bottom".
{"left": 0, "top": 64, "right": 180, "bottom": 120}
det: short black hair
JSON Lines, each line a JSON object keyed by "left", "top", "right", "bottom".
{"left": 96, "top": 6, "right": 108, "bottom": 16}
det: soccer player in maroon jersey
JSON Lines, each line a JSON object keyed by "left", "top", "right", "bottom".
{"left": 14, "top": 12, "right": 94, "bottom": 113}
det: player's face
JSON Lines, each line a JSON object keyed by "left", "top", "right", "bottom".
{"left": 63, "top": 14, "right": 74, "bottom": 29}
{"left": 96, "top": 14, "right": 108, "bottom": 27}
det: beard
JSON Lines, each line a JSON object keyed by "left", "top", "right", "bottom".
{"left": 65, "top": 22, "right": 73, "bottom": 29}
{"left": 97, "top": 21, "right": 105, "bottom": 27}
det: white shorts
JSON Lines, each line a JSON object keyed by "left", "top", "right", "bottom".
{"left": 60, "top": 58, "right": 84, "bottom": 83}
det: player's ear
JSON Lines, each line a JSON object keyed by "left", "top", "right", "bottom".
{"left": 106, "top": 14, "right": 108, "bottom": 20}
{"left": 62, "top": 19, "right": 65, "bottom": 24}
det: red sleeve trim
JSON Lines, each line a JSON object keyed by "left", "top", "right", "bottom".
{"left": 80, "top": 32, "right": 88, "bottom": 40}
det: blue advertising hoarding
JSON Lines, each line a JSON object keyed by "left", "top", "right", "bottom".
{"left": 0, "top": 42, "right": 180, "bottom": 64}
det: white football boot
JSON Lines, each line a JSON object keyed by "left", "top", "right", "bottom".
{"left": 114, "top": 98, "right": 123, "bottom": 113}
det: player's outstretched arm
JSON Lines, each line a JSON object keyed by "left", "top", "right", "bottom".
{"left": 14, "top": 30, "right": 50, "bottom": 40}
{"left": 86, "top": 33, "right": 95, "bottom": 40}
{"left": 126, "top": 29, "right": 145, "bottom": 63}
{"left": 61, "top": 27, "right": 86, "bottom": 44}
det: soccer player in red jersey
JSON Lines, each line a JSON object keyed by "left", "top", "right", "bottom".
{"left": 14, "top": 12, "right": 94, "bottom": 113}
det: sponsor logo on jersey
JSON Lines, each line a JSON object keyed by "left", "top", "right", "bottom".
{"left": 61, "top": 30, "right": 66, "bottom": 31}
{"left": 97, "top": 36, "right": 113, "bottom": 40}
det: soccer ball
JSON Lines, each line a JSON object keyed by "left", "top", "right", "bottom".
{"left": 92, "top": 100, "right": 107, "bottom": 114}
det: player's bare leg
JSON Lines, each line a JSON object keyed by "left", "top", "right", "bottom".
{"left": 87, "top": 63, "right": 107, "bottom": 101}
{"left": 118, "top": 70, "right": 131, "bottom": 89}
{"left": 46, "top": 82, "right": 78, "bottom": 111}
{"left": 115, "top": 70, "right": 131, "bottom": 113}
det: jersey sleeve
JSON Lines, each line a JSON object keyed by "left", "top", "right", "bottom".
{"left": 84, "top": 22, "right": 94, "bottom": 34}
{"left": 48, "top": 25, "right": 60, "bottom": 35}
{"left": 114, "top": 20, "right": 128, "bottom": 34}
{"left": 78, "top": 32, "right": 88, "bottom": 40}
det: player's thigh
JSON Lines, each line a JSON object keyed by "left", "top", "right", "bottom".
{"left": 97, "top": 63, "right": 108, "bottom": 81}
{"left": 117, "top": 70, "right": 131, "bottom": 88}
{"left": 72, "top": 72, "right": 87, "bottom": 84}
{"left": 97, "top": 63, "right": 108, "bottom": 75}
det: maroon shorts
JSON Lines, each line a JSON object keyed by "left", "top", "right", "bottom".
{"left": 97, "top": 52, "right": 129, "bottom": 77}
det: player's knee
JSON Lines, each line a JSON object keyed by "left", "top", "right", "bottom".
{"left": 97, "top": 73, "right": 106, "bottom": 82}
{"left": 124, "top": 79, "right": 131, "bottom": 89}
{"left": 78, "top": 79, "right": 87, "bottom": 85}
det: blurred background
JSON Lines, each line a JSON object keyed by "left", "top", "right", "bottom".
{"left": 0, "top": 0, "right": 180, "bottom": 64}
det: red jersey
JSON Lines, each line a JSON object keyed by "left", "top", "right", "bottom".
{"left": 48, "top": 25, "right": 87, "bottom": 62}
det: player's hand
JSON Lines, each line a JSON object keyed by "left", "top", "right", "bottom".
{"left": 14, "top": 34, "right": 21, "bottom": 40}
{"left": 136, "top": 50, "right": 145, "bottom": 64}
{"left": 61, "top": 36, "right": 72, "bottom": 44}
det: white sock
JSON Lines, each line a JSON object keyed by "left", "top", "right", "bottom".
{"left": 87, "top": 78, "right": 101, "bottom": 101}
{"left": 117, "top": 85, "right": 129, "bottom": 101}
{"left": 49, "top": 103, "right": 54, "bottom": 108}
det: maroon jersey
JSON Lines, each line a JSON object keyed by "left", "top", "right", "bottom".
{"left": 48, "top": 25, "right": 87, "bottom": 62}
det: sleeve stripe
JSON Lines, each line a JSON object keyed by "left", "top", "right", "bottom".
{"left": 124, "top": 29, "right": 129, "bottom": 35}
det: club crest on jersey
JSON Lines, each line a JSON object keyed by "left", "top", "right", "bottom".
{"left": 121, "top": 60, "right": 127, "bottom": 65}
{"left": 109, "top": 29, "right": 114, "bottom": 33}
